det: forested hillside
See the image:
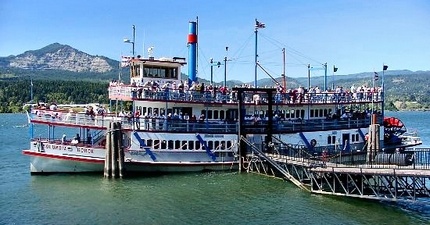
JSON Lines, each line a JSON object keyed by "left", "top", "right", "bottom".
{"left": 1, "top": 71, "right": 430, "bottom": 113}
{"left": 0, "top": 79, "right": 108, "bottom": 113}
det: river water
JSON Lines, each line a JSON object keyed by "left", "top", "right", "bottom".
{"left": 1, "top": 112, "right": 430, "bottom": 224}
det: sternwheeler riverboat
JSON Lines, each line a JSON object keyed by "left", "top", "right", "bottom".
{"left": 22, "top": 20, "right": 421, "bottom": 174}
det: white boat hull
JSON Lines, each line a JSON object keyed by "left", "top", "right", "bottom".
{"left": 23, "top": 150, "right": 237, "bottom": 174}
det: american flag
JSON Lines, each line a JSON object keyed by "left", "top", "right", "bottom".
{"left": 255, "top": 20, "right": 266, "bottom": 29}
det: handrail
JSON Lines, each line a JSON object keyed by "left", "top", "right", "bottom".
{"left": 30, "top": 109, "right": 376, "bottom": 134}
{"left": 109, "top": 85, "right": 384, "bottom": 105}
{"left": 240, "top": 136, "right": 309, "bottom": 190}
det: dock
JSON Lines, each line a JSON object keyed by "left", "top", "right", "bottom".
{"left": 242, "top": 141, "right": 430, "bottom": 202}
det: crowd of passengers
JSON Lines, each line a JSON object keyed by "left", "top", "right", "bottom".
{"left": 32, "top": 101, "right": 378, "bottom": 130}
{"left": 110, "top": 79, "right": 383, "bottom": 104}
{"left": 114, "top": 107, "right": 377, "bottom": 130}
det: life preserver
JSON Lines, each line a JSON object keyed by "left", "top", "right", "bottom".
{"left": 310, "top": 139, "right": 317, "bottom": 147}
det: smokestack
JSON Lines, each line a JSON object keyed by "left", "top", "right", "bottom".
{"left": 187, "top": 21, "right": 197, "bottom": 86}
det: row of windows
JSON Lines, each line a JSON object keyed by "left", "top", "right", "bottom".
{"left": 143, "top": 139, "right": 233, "bottom": 150}
{"left": 327, "top": 134, "right": 361, "bottom": 145}
{"left": 135, "top": 106, "right": 331, "bottom": 121}
{"left": 309, "top": 109, "right": 332, "bottom": 118}
{"left": 131, "top": 65, "right": 178, "bottom": 79}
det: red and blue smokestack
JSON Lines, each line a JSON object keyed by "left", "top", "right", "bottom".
{"left": 187, "top": 21, "right": 197, "bottom": 86}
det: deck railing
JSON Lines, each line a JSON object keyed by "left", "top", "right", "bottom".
{"left": 109, "top": 85, "right": 384, "bottom": 105}
{"left": 30, "top": 109, "right": 375, "bottom": 134}
{"left": 267, "top": 142, "right": 430, "bottom": 170}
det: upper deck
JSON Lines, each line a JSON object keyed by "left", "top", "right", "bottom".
{"left": 109, "top": 83, "right": 384, "bottom": 108}
{"left": 30, "top": 107, "right": 378, "bottom": 134}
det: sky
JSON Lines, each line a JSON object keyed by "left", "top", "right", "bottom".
{"left": 1, "top": 0, "right": 429, "bottom": 84}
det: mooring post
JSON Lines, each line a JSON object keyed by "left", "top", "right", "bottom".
{"left": 111, "top": 122, "right": 118, "bottom": 178}
{"left": 117, "top": 122, "right": 125, "bottom": 178}
{"left": 104, "top": 122, "right": 112, "bottom": 178}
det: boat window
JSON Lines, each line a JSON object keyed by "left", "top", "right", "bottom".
{"left": 208, "top": 141, "right": 213, "bottom": 150}
{"left": 352, "top": 135, "right": 355, "bottom": 142}
{"left": 319, "top": 109, "right": 323, "bottom": 117}
{"left": 227, "top": 141, "right": 232, "bottom": 149}
{"left": 153, "top": 140, "right": 160, "bottom": 149}
{"left": 327, "top": 136, "right": 331, "bottom": 144}
{"left": 213, "top": 110, "right": 218, "bottom": 119}
{"left": 332, "top": 136, "right": 336, "bottom": 144}
{"left": 195, "top": 141, "right": 201, "bottom": 150}
{"left": 175, "top": 140, "right": 181, "bottom": 149}
{"left": 214, "top": 141, "right": 220, "bottom": 150}
{"left": 220, "top": 110, "right": 225, "bottom": 119}
{"left": 173, "top": 68, "right": 178, "bottom": 78}
{"left": 131, "top": 65, "right": 140, "bottom": 78}
{"left": 161, "top": 140, "right": 167, "bottom": 149}
{"left": 168, "top": 140, "right": 174, "bottom": 149}
{"left": 324, "top": 109, "right": 328, "bottom": 117}
{"left": 207, "top": 110, "right": 213, "bottom": 119}
{"left": 160, "top": 69, "right": 166, "bottom": 78}
{"left": 142, "top": 66, "right": 178, "bottom": 79}
{"left": 201, "top": 110, "right": 206, "bottom": 117}
{"left": 182, "top": 141, "right": 187, "bottom": 150}
{"left": 144, "top": 68, "right": 151, "bottom": 77}
{"left": 301, "top": 110, "right": 305, "bottom": 119}
{"left": 188, "top": 141, "right": 194, "bottom": 150}
{"left": 147, "top": 139, "right": 153, "bottom": 147}
{"left": 310, "top": 109, "right": 314, "bottom": 117}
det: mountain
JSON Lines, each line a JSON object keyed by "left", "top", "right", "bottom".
{"left": 0, "top": 43, "right": 117, "bottom": 73}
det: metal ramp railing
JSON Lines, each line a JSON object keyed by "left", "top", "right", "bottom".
{"left": 240, "top": 136, "right": 309, "bottom": 191}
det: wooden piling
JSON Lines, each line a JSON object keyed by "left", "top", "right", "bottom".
{"left": 104, "top": 122, "right": 112, "bottom": 177}
{"left": 117, "top": 122, "right": 125, "bottom": 178}
{"left": 111, "top": 122, "right": 118, "bottom": 178}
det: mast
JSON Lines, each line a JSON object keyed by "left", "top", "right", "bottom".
{"left": 323, "top": 62, "right": 327, "bottom": 91}
{"left": 224, "top": 47, "right": 229, "bottom": 88}
{"left": 30, "top": 76, "right": 33, "bottom": 103}
{"left": 307, "top": 64, "right": 311, "bottom": 90}
{"left": 254, "top": 20, "right": 258, "bottom": 88}
{"left": 196, "top": 16, "right": 199, "bottom": 80}
{"left": 282, "top": 48, "right": 286, "bottom": 90}
{"left": 132, "top": 25, "right": 135, "bottom": 57}
{"left": 254, "top": 19, "right": 265, "bottom": 88}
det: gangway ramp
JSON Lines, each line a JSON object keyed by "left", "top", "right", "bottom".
{"left": 240, "top": 136, "right": 309, "bottom": 191}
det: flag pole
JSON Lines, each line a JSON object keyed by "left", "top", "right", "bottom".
{"left": 254, "top": 19, "right": 266, "bottom": 88}
{"left": 332, "top": 65, "right": 338, "bottom": 90}
{"left": 254, "top": 19, "right": 258, "bottom": 88}
{"left": 323, "top": 62, "right": 327, "bottom": 91}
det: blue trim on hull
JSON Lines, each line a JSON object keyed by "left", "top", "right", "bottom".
{"left": 133, "top": 132, "right": 156, "bottom": 161}
{"left": 299, "top": 132, "right": 313, "bottom": 152}
{"left": 195, "top": 134, "right": 216, "bottom": 161}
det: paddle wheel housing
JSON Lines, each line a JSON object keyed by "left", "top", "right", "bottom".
{"left": 383, "top": 117, "right": 407, "bottom": 145}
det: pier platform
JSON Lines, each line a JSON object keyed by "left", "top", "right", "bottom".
{"left": 243, "top": 141, "right": 430, "bottom": 202}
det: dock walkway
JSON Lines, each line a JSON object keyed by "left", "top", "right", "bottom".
{"left": 244, "top": 142, "right": 430, "bottom": 202}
